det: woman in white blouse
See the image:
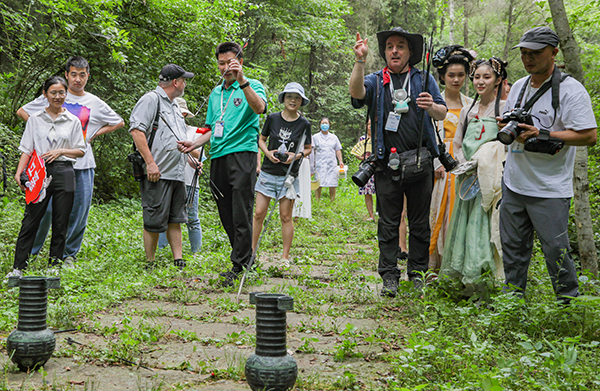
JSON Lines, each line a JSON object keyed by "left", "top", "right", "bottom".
{"left": 7, "top": 76, "right": 86, "bottom": 278}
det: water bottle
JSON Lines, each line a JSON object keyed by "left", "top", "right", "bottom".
{"left": 388, "top": 147, "right": 400, "bottom": 171}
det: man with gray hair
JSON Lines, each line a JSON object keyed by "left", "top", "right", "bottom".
{"left": 129, "top": 64, "right": 196, "bottom": 269}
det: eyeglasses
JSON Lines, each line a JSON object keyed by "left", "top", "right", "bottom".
{"left": 48, "top": 91, "right": 67, "bottom": 97}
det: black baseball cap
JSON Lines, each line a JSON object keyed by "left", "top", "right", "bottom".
{"left": 512, "top": 27, "right": 559, "bottom": 50}
{"left": 159, "top": 64, "right": 194, "bottom": 81}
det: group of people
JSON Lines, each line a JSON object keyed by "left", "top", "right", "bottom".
{"left": 7, "top": 26, "right": 598, "bottom": 305}
{"left": 350, "top": 25, "right": 596, "bottom": 303}
{"left": 9, "top": 57, "right": 124, "bottom": 279}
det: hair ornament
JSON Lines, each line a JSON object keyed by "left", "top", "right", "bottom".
{"left": 469, "top": 57, "right": 508, "bottom": 80}
{"left": 433, "top": 45, "right": 474, "bottom": 68}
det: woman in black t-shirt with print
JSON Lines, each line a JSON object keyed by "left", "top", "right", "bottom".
{"left": 252, "top": 82, "right": 312, "bottom": 267}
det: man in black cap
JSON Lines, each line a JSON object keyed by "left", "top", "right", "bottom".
{"left": 499, "top": 27, "right": 597, "bottom": 303}
{"left": 129, "top": 64, "right": 195, "bottom": 269}
{"left": 349, "top": 29, "right": 447, "bottom": 297}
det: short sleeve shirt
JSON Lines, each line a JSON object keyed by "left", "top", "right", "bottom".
{"left": 129, "top": 87, "right": 188, "bottom": 182}
{"left": 503, "top": 75, "right": 597, "bottom": 198}
{"left": 261, "top": 113, "right": 312, "bottom": 177}
{"left": 205, "top": 78, "right": 267, "bottom": 159}
{"left": 19, "top": 109, "right": 86, "bottom": 162}
{"left": 22, "top": 92, "right": 122, "bottom": 170}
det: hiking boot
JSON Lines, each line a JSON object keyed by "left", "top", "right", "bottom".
{"left": 380, "top": 276, "right": 399, "bottom": 298}
{"left": 219, "top": 269, "right": 242, "bottom": 288}
{"left": 174, "top": 258, "right": 186, "bottom": 271}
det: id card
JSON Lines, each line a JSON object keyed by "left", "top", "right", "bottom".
{"left": 385, "top": 112, "right": 401, "bottom": 132}
{"left": 214, "top": 121, "right": 224, "bottom": 138}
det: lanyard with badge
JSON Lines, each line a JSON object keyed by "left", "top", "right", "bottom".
{"left": 214, "top": 84, "right": 234, "bottom": 138}
{"left": 385, "top": 70, "right": 411, "bottom": 132}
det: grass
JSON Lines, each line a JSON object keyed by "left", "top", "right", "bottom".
{"left": 1, "top": 172, "right": 600, "bottom": 390}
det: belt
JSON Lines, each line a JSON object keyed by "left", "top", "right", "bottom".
{"left": 46, "top": 161, "right": 73, "bottom": 166}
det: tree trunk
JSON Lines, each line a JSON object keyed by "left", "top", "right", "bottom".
{"left": 462, "top": 0, "right": 470, "bottom": 95}
{"left": 502, "top": 0, "right": 515, "bottom": 60}
{"left": 449, "top": 0, "right": 455, "bottom": 43}
{"left": 547, "top": 0, "right": 598, "bottom": 277}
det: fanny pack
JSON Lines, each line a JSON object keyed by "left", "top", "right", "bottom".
{"left": 395, "top": 147, "right": 432, "bottom": 183}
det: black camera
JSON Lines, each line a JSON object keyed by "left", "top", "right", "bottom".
{"left": 437, "top": 142, "right": 458, "bottom": 172}
{"left": 20, "top": 171, "right": 29, "bottom": 186}
{"left": 273, "top": 151, "right": 290, "bottom": 163}
{"left": 127, "top": 151, "right": 145, "bottom": 181}
{"left": 498, "top": 108, "right": 534, "bottom": 145}
{"left": 352, "top": 154, "right": 377, "bottom": 187}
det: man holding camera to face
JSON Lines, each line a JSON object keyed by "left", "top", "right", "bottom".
{"left": 349, "top": 28, "right": 447, "bottom": 297}
{"left": 499, "top": 27, "right": 597, "bottom": 303}
{"left": 129, "top": 64, "right": 194, "bottom": 270}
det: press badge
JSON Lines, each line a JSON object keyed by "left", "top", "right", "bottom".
{"left": 385, "top": 112, "right": 401, "bottom": 132}
{"left": 214, "top": 121, "right": 224, "bottom": 138}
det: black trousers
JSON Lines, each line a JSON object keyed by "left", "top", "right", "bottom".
{"left": 375, "top": 168, "right": 433, "bottom": 280}
{"left": 14, "top": 162, "right": 76, "bottom": 270}
{"left": 210, "top": 151, "right": 257, "bottom": 272}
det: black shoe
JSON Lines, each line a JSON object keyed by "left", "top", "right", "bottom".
{"left": 144, "top": 261, "right": 156, "bottom": 271}
{"left": 220, "top": 269, "right": 242, "bottom": 288}
{"left": 174, "top": 258, "right": 186, "bottom": 271}
{"left": 380, "top": 277, "right": 399, "bottom": 298}
{"left": 412, "top": 277, "right": 424, "bottom": 292}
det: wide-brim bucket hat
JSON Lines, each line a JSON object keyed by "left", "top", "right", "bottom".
{"left": 278, "top": 82, "right": 309, "bottom": 106}
{"left": 377, "top": 27, "right": 424, "bottom": 66}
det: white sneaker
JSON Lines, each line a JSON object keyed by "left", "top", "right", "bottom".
{"left": 4, "top": 269, "right": 22, "bottom": 283}
{"left": 63, "top": 256, "right": 76, "bottom": 269}
{"left": 47, "top": 267, "right": 61, "bottom": 276}
{"left": 281, "top": 258, "right": 291, "bottom": 268}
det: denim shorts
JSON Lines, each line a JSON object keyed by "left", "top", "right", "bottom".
{"left": 255, "top": 170, "right": 300, "bottom": 200}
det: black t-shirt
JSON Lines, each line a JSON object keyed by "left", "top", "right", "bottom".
{"left": 261, "top": 112, "right": 312, "bottom": 177}
{"left": 382, "top": 72, "right": 426, "bottom": 157}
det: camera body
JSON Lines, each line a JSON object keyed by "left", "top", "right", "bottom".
{"left": 127, "top": 151, "right": 145, "bottom": 182}
{"left": 20, "top": 171, "right": 29, "bottom": 186}
{"left": 498, "top": 108, "right": 534, "bottom": 145}
{"left": 352, "top": 154, "right": 377, "bottom": 187}
{"left": 437, "top": 142, "right": 458, "bottom": 172}
{"left": 273, "top": 151, "right": 290, "bottom": 163}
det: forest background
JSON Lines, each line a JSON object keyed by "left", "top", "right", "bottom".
{"left": 0, "top": 0, "right": 598, "bottom": 226}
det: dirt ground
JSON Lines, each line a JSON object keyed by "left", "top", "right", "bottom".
{"left": 1, "top": 251, "right": 411, "bottom": 390}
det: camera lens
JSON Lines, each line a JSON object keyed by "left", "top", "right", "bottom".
{"left": 498, "top": 121, "right": 520, "bottom": 145}
{"left": 352, "top": 162, "right": 375, "bottom": 187}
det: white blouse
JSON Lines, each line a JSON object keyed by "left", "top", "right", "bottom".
{"left": 19, "top": 109, "right": 86, "bottom": 162}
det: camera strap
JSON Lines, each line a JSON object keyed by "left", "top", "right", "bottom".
{"left": 132, "top": 92, "right": 161, "bottom": 153}
{"left": 361, "top": 105, "right": 371, "bottom": 160}
{"left": 514, "top": 66, "right": 569, "bottom": 124}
